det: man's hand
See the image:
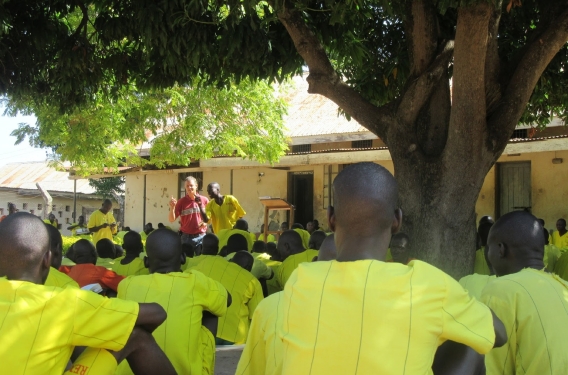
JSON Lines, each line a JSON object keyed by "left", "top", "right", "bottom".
{"left": 194, "top": 194, "right": 203, "bottom": 206}
{"left": 169, "top": 196, "right": 177, "bottom": 209}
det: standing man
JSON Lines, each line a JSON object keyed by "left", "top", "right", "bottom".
{"left": 88, "top": 199, "right": 117, "bottom": 245}
{"left": 0, "top": 202, "right": 17, "bottom": 222}
{"left": 43, "top": 212, "right": 59, "bottom": 229}
{"left": 206, "top": 182, "right": 246, "bottom": 234}
{"left": 169, "top": 176, "right": 209, "bottom": 257}
{"left": 552, "top": 218, "right": 568, "bottom": 250}
{"left": 67, "top": 215, "right": 88, "bottom": 236}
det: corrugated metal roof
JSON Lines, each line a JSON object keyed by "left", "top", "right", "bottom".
{"left": 283, "top": 75, "right": 367, "bottom": 137}
{"left": 0, "top": 162, "right": 96, "bottom": 194}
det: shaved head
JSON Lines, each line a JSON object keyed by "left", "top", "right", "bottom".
{"left": 227, "top": 233, "right": 248, "bottom": 254}
{"left": 0, "top": 213, "right": 51, "bottom": 283}
{"left": 202, "top": 234, "right": 219, "bottom": 255}
{"left": 277, "top": 230, "right": 305, "bottom": 260}
{"left": 73, "top": 239, "right": 97, "bottom": 264}
{"left": 308, "top": 230, "right": 327, "bottom": 250}
{"left": 45, "top": 223, "right": 63, "bottom": 268}
{"left": 487, "top": 211, "right": 545, "bottom": 276}
{"left": 146, "top": 229, "right": 184, "bottom": 273}
{"left": 230, "top": 251, "right": 254, "bottom": 272}
{"left": 318, "top": 234, "right": 337, "bottom": 261}
{"left": 123, "top": 231, "right": 143, "bottom": 255}
{"left": 331, "top": 162, "right": 401, "bottom": 261}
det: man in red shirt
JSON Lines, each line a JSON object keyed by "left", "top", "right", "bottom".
{"left": 66, "top": 239, "right": 125, "bottom": 291}
{"left": 168, "top": 176, "right": 209, "bottom": 257}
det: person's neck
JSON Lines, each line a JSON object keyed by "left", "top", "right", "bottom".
{"left": 187, "top": 192, "right": 196, "bottom": 200}
{"left": 504, "top": 259, "right": 546, "bottom": 275}
{"left": 336, "top": 235, "right": 389, "bottom": 262}
{"left": 559, "top": 229, "right": 567, "bottom": 236}
{"left": 151, "top": 265, "right": 181, "bottom": 274}
{"left": 215, "top": 195, "right": 224, "bottom": 204}
{"left": 123, "top": 253, "right": 139, "bottom": 261}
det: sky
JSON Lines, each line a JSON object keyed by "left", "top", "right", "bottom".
{"left": 0, "top": 106, "right": 48, "bottom": 167}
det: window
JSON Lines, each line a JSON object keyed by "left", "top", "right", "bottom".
{"left": 58, "top": 211, "right": 63, "bottom": 217}
{"left": 30, "top": 209, "right": 35, "bottom": 215}
{"left": 38, "top": 204, "right": 43, "bottom": 210}
{"left": 65, "top": 218, "right": 70, "bottom": 224}
{"left": 0, "top": 208, "right": 3, "bottom": 215}
{"left": 65, "top": 205, "right": 70, "bottom": 212}
{"left": 23, "top": 203, "right": 28, "bottom": 210}
{"left": 510, "top": 129, "right": 528, "bottom": 139}
{"left": 352, "top": 140, "right": 373, "bottom": 149}
{"left": 291, "top": 144, "right": 312, "bottom": 153}
{"left": 179, "top": 172, "right": 204, "bottom": 198}
{"left": 52, "top": 205, "right": 57, "bottom": 211}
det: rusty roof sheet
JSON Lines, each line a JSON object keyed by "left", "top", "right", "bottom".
{"left": 0, "top": 162, "right": 96, "bottom": 194}
{"left": 283, "top": 76, "right": 368, "bottom": 137}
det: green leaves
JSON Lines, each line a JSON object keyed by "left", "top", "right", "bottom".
{"left": 8, "top": 79, "right": 288, "bottom": 175}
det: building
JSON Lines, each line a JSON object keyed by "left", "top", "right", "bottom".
{"left": 74, "top": 77, "right": 568, "bottom": 235}
{"left": 0, "top": 162, "right": 120, "bottom": 235}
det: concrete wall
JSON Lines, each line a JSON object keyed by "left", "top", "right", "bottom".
{"left": 0, "top": 191, "right": 109, "bottom": 236}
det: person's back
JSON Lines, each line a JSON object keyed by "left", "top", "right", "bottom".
{"left": 112, "top": 231, "right": 149, "bottom": 276}
{"left": 482, "top": 211, "right": 568, "bottom": 375}
{"left": 117, "top": 229, "right": 228, "bottom": 375}
{"left": 67, "top": 239, "right": 124, "bottom": 291}
{"left": 291, "top": 224, "right": 310, "bottom": 249}
{"left": 218, "top": 227, "right": 255, "bottom": 251}
{"left": 458, "top": 273, "right": 496, "bottom": 300}
{"left": 192, "top": 254, "right": 263, "bottom": 344}
{"left": 275, "top": 230, "right": 317, "bottom": 289}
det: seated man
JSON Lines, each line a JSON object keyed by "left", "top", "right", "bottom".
{"left": 481, "top": 211, "right": 568, "bottom": 375}
{"left": 258, "top": 224, "right": 276, "bottom": 243}
{"left": 291, "top": 223, "right": 310, "bottom": 249}
{"left": 67, "top": 239, "right": 125, "bottom": 292}
{"left": 182, "top": 233, "right": 220, "bottom": 271}
{"left": 116, "top": 229, "right": 229, "bottom": 375}
{"left": 459, "top": 241, "right": 496, "bottom": 300}
{"left": 112, "top": 231, "right": 149, "bottom": 277}
{"left": 279, "top": 163, "right": 506, "bottom": 374}
{"left": 44, "top": 223, "right": 79, "bottom": 289}
{"left": 217, "top": 219, "right": 256, "bottom": 251}
{"left": 96, "top": 238, "right": 118, "bottom": 269}
{"left": 225, "top": 234, "right": 273, "bottom": 282}
{"left": 307, "top": 230, "right": 326, "bottom": 251}
{"left": 389, "top": 232, "right": 416, "bottom": 265}
{"left": 0, "top": 212, "right": 176, "bottom": 375}
{"left": 274, "top": 230, "right": 318, "bottom": 290}
{"left": 192, "top": 250, "right": 264, "bottom": 345}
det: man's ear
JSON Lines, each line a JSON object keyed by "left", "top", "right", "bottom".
{"left": 42, "top": 250, "right": 52, "bottom": 271}
{"left": 180, "top": 253, "right": 187, "bottom": 266}
{"left": 498, "top": 243, "right": 507, "bottom": 259}
{"left": 143, "top": 256, "right": 149, "bottom": 269}
{"left": 391, "top": 208, "right": 403, "bottom": 234}
{"left": 327, "top": 206, "right": 336, "bottom": 233}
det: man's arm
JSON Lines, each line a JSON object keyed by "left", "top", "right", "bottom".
{"left": 168, "top": 197, "right": 177, "bottom": 223}
{"left": 432, "top": 341, "right": 485, "bottom": 375}
{"left": 67, "top": 223, "right": 79, "bottom": 230}
{"left": 136, "top": 303, "right": 168, "bottom": 333}
{"left": 89, "top": 223, "right": 108, "bottom": 233}
{"left": 195, "top": 195, "right": 209, "bottom": 223}
{"left": 491, "top": 310, "right": 507, "bottom": 348}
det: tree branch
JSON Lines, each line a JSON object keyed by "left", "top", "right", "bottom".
{"left": 485, "top": 1, "right": 503, "bottom": 114}
{"left": 404, "top": 0, "right": 439, "bottom": 77}
{"left": 72, "top": 3, "right": 89, "bottom": 40}
{"left": 273, "top": 1, "right": 396, "bottom": 140}
{"left": 488, "top": 7, "right": 568, "bottom": 153}
{"left": 397, "top": 40, "right": 454, "bottom": 126}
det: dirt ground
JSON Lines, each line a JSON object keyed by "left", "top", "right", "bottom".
{"left": 215, "top": 345, "right": 244, "bottom": 375}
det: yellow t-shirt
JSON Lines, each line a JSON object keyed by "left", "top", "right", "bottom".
{"left": 474, "top": 247, "right": 491, "bottom": 275}
{"left": 554, "top": 252, "right": 568, "bottom": 281}
{"left": 481, "top": 269, "right": 568, "bottom": 375}
{"left": 87, "top": 210, "right": 117, "bottom": 245}
{"left": 43, "top": 219, "right": 58, "bottom": 228}
{"left": 44, "top": 267, "right": 79, "bottom": 289}
{"left": 458, "top": 273, "right": 496, "bottom": 300}
{"left": 206, "top": 195, "right": 246, "bottom": 234}
{"left": 115, "top": 231, "right": 128, "bottom": 241}
{"left": 0, "top": 278, "right": 138, "bottom": 374}
{"left": 218, "top": 228, "right": 255, "bottom": 252}
{"left": 280, "top": 260, "right": 495, "bottom": 375}
{"left": 236, "top": 292, "right": 284, "bottom": 375}
{"left": 226, "top": 252, "right": 273, "bottom": 280}
{"left": 116, "top": 271, "right": 228, "bottom": 375}
{"left": 96, "top": 257, "right": 116, "bottom": 269}
{"left": 276, "top": 249, "right": 319, "bottom": 289}
{"left": 544, "top": 244, "right": 561, "bottom": 273}
{"left": 181, "top": 254, "right": 212, "bottom": 271}
{"left": 111, "top": 257, "right": 149, "bottom": 277}
{"left": 551, "top": 231, "right": 568, "bottom": 251}
{"left": 293, "top": 228, "right": 310, "bottom": 249}
{"left": 61, "top": 257, "right": 76, "bottom": 266}
{"left": 258, "top": 233, "right": 276, "bottom": 243}
{"left": 191, "top": 256, "right": 264, "bottom": 344}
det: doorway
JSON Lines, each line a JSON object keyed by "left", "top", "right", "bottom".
{"left": 497, "top": 162, "right": 531, "bottom": 217}
{"left": 287, "top": 172, "right": 314, "bottom": 227}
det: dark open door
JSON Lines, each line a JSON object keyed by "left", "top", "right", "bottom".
{"left": 287, "top": 172, "right": 314, "bottom": 227}
{"left": 497, "top": 162, "right": 531, "bottom": 217}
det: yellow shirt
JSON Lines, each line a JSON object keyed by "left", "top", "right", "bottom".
{"left": 293, "top": 228, "right": 310, "bottom": 249}
{"left": 181, "top": 254, "right": 212, "bottom": 271}
{"left": 111, "top": 257, "right": 150, "bottom": 277}
{"left": 44, "top": 267, "right": 79, "bottom": 289}
{"left": 96, "top": 257, "right": 116, "bottom": 269}
{"left": 544, "top": 244, "right": 561, "bottom": 273}
{"left": 0, "top": 278, "right": 138, "bottom": 374}
{"left": 474, "top": 247, "right": 491, "bottom": 275}
{"left": 206, "top": 195, "right": 246, "bottom": 234}
{"left": 61, "top": 257, "right": 76, "bottom": 266}
{"left": 458, "top": 274, "right": 496, "bottom": 300}
{"left": 280, "top": 260, "right": 495, "bottom": 375}
{"left": 192, "top": 256, "right": 264, "bottom": 344}
{"left": 116, "top": 271, "right": 228, "bottom": 375}
{"left": 554, "top": 252, "right": 568, "bottom": 281}
{"left": 276, "top": 249, "right": 319, "bottom": 289}
{"left": 43, "top": 219, "right": 58, "bottom": 228}
{"left": 551, "top": 231, "right": 568, "bottom": 250}
{"left": 218, "top": 228, "right": 255, "bottom": 251}
{"left": 236, "top": 292, "right": 284, "bottom": 375}
{"left": 258, "top": 233, "right": 276, "bottom": 243}
{"left": 481, "top": 269, "right": 568, "bottom": 375}
{"left": 226, "top": 252, "right": 273, "bottom": 280}
{"left": 87, "top": 210, "right": 117, "bottom": 245}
